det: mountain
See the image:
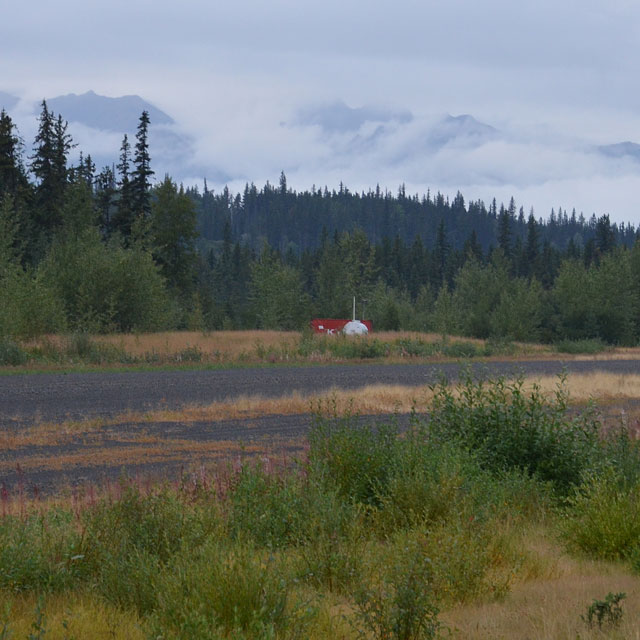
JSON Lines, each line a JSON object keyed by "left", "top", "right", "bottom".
{"left": 36, "top": 90, "right": 212, "bottom": 179}
{"left": 294, "top": 100, "right": 413, "bottom": 133}
{"left": 598, "top": 141, "right": 640, "bottom": 162}
{"left": 0, "top": 91, "right": 19, "bottom": 111}
{"left": 427, "top": 114, "right": 499, "bottom": 149}
{"left": 46, "top": 90, "right": 173, "bottom": 133}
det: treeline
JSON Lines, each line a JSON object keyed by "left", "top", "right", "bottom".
{"left": 1, "top": 102, "right": 640, "bottom": 345}
{"left": 198, "top": 224, "right": 640, "bottom": 345}
{"left": 195, "top": 171, "right": 637, "bottom": 254}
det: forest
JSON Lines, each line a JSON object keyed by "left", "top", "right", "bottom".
{"left": 1, "top": 103, "right": 640, "bottom": 345}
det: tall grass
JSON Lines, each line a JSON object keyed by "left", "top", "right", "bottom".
{"left": 1, "top": 329, "right": 554, "bottom": 369}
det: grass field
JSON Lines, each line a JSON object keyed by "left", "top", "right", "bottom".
{"left": 2, "top": 373, "right": 640, "bottom": 638}
{"left": 2, "top": 329, "right": 628, "bottom": 372}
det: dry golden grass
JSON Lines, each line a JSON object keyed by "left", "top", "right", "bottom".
{"left": 439, "top": 527, "right": 640, "bottom": 639}
{"left": 17, "top": 330, "right": 640, "bottom": 373}
{"left": 98, "top": 372, "right": 640, "bottom": 425}
{"left": 0, "top": 592, "right": 146, "bottom": 639}
{"left": 445, "top": 572, "right": 640, "bottom": 639}
{"left": 444, "top": 529, "right": 640, "bottom": 640}
{"left": 0, "top": 439, "right": 270, "bottom": 475}
{"left": 94, "top": 330, "right": 301, "bottom": 358}
{"left": 145, "top": 383, "right": 436, "bottom": 423}
{"left": 92, "top": 329, "right": 559, "bottom": 362}
{"left": 24, "top": 330, "right": 300, "bottom": 359}
{"left": 514, "top": 372, "right": 640, "bottom": 402}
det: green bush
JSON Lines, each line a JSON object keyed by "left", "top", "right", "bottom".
{"left": 554, "top": 338, "right": 608, "bottom": 354}
{"left": 309, "top": 413, "right": 398, "bottom": 506}
{"left": 352, "top": 541, "right": 442, "bottom": 640}
{"left": 174, "top": 344, "right": 203, "bottom": 363}
{"left": 483, "top": 336, "right": 516, "bottom": 356}
{"left": 375, "top": 436, "right": 475, "bottom": 532}
{"left": 226, "top": 464, "right": 307, "bottom": 549}
{"left": 427, "top": 373, "right": 601, "bottom": 494}
{"left": 79, "top": 485, "right": 209, "bottom": 612}
{"left": 561, "top": 467, "right": 640, "bottom": 559}
{"left": 0, "top": 510, "right": 82, "bottom": 593}
{"left": 149, "top": 542, "right": 294, "bottom": 639}
{"left": 40, "top": 230, "right": 170, "bottom": 333}
{"left": 441, "top": 341, "right": 481, "bottom": 358}
{"left": 0, "top": 269, "right": 66, "bottom": 339}
{"left": 63, "top": 332, "right": 132, "bottom": 365}
{"left": 0, "top": 337, "right": 28, "bottom": 366}
{"left": 228, "top": 461, "right": 365, "bottom": 595}
{"left": 582, "top": 592, "right": 626, "bottom": 629}
{"left": 327, "top": 336, "right": 389, "bottom": 359}
{"left": 393, "top": 338, "right": 438, "bottom": 357}
{"left": 294, "top": 484, "right": 364, "bottom": 593}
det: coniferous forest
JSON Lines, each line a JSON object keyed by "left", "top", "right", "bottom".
{"left": 2, "top": 103, "right": 640, "bottom": 344}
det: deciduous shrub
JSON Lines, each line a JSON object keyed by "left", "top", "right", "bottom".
{"left": 427, "top": 373, "right": 601, "bottom": 494}
{"left": 561, "top": 467, "right": 640, "bottom": 559}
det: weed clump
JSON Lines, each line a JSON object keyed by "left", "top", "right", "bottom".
{"left": 582, "top": 592, "right": 626, "bottom": 629}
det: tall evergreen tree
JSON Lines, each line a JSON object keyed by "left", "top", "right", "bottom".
{"left": 0, "top": 109, "right": 28, "bottom": 199}
{"left": 525, "top": 211, "right": 539, "bottom": 277}
{"left": 497, "top": 203, "right": 512, "bottom": 262}
{"left": 432, "top": 219, "right": 449, "bottom": 289}
{"left": 29, "top": 101, "right": 72, "bottom": 239}
{"left": 95, "top": 165, "right": 116, "bottom": 235}
{"left": 131, "top": 111, "right": 154, "bottom": 222}
{"left": 0, "top": 194, "right": 23, "bottom": 273}
{"left": 595, "top": 214, "right": 616, "bottom": 255}
{"left": 113, "top": 134, "right": 134, "bottom": 237}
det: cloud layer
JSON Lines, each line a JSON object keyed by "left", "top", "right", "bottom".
{"left": 3, "top": 1, "right": 640, "bottom": 222}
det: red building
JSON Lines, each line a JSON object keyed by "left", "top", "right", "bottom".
{"left": 310, "top": 319, "right": 373, "bottom": 334}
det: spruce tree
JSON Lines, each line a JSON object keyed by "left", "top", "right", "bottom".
{"left": 113, "top": 134, "right": 134, "bottom": 237}
{"left": 95, "top": 165, "right": 116, "bottom": 235}
{"left": 131, "top": 110, "right": 154, "bottom": 221}
{"left": 30, "top": 100, "right": 72, "bottom": 239}
{"left": 497, "top": 203, "right": 512, "bottom": 261}
{"left": 0, "top": 109, "right": 28, "bottom": 199}
{"left": 525, "top": 211, "right": 539, "bottom": 277}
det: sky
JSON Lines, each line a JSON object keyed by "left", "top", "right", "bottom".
{"left": 3, "top": 0, "right": 640, "bottom": 223}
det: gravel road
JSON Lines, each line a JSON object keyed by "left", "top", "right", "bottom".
{"left": 2, "top": 358, "right": 640, "bottom": 426}
{"left": 1, "top": 359, "right": 639, "bottom": 495}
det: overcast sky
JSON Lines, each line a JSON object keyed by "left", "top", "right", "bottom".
{"left": 3, "top": 0, "right": 640, "bottom": 223}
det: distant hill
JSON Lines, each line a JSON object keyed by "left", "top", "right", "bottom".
{"left": 46, "top": 90, "right": 173, "bottom": 133}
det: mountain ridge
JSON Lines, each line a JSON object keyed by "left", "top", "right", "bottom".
{"left": 45, "top": 90, "right": 173, "bottom": 133}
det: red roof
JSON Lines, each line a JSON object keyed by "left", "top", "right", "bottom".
{"left": 310, "top": 319, "right": 373, "bottom": 334}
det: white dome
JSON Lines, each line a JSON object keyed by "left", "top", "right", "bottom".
{"left": 342, "top": 320, "right": 369, "bottom": 335}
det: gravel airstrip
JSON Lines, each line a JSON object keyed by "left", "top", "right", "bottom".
{"left": 1, "top": 359, "right": 638, "bottom": 495}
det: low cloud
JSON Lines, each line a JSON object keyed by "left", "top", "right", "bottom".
{"left": 5, "top": 87, "right": 640, "bottom": 224}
